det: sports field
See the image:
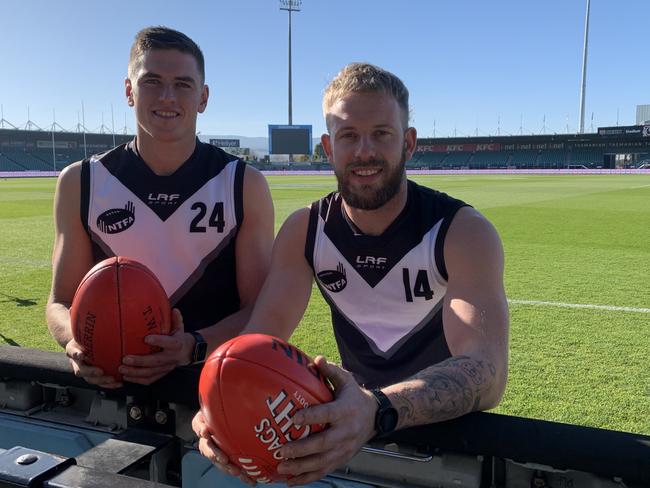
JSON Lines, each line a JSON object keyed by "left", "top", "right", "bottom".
{"left": 1, "top": 174, "right": 649, "bottom": 435}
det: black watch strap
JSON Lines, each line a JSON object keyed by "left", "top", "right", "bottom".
{"left": 188, "top": 331, "right": 207, "bottom": 364}
{"left": 370, "top": 388, "right": 398, "bottom": 436}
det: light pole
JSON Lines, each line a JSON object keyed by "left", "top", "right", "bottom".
{"left": 578, "top": 0, "right": 590, "bottom": 134}
{"left": 279, "top": 0, "right": 301, "bottom": 126}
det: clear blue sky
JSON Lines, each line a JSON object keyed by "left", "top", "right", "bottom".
{"left": 1, "top": 0, "right": 648, "bottom": 138}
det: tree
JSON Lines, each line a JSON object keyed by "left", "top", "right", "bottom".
{"left": 313, "top": 142, "right": 326, "bottom": 161}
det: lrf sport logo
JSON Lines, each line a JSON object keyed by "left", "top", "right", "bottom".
{"left": 97, "top": 202, "right": 135, "bottom": 234}
{"left": 147, "top": 193, "right": 181, "bottom": 205}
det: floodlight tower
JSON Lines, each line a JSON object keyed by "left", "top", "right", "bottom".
{"left": 279, "top": 0, "right": 301, "bottom": 125}
{"left": 578, "top": 0, "right": 591, "bottom": 134}
{"left": 0, "top": 105, "right": 18, "bottom": 129}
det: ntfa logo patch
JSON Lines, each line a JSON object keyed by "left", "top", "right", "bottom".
{"left": 97, "top": 202, "right": 135, "bottom": 234}
{"left": 317, "top": 263, "right": 347, "bottom": 293}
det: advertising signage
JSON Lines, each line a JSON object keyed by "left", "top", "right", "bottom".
{"left": 417, "top": 143, "right": 502, "bottom": 153}
{"left": 597, "top": 125, "right": 650, "bottom": 137}
{"left": 209, "top": 138, "right": 240, "bottom": 148}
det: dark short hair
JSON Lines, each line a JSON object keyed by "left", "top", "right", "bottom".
{"left": 128, "top": 26, "right": 205, "bottom": 82}
{"left": 323, "top": 63, "right": 410, "bottom": 129}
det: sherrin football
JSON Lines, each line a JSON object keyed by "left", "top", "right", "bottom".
{"left": 70, "top": 256, "right": 171, "bottom": 380}
{"left": 198, "top": 334, "right": 334, "bottom": 483}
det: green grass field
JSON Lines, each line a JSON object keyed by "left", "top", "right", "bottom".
{"left": 1, "top": 174, "right": 649, "bottom": 434}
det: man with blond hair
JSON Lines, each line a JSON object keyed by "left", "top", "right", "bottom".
{"left": 194, "top": 62, "right": 509, "bottom": 487}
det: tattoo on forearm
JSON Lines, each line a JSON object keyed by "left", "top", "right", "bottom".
{"left": 396, "top": 394, "right": 416, "bottom": 424}
{"left": 392, "top": 356, "right": 498, "bottom": 429}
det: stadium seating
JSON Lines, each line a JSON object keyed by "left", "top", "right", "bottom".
{"left": 2, "top": 128, "right": 650, "bottom": 173}
{"left": 407, "top": 152, "right": 423, "bottom": 167}
{"left": 570, "top": 149, "right": 604, "bottom": 166}
{"left": 470, "top": 152, "right": 509, "bottom": 167}
{"left": 0, "top": 129, "right": 134, "bottom": 172}
{"left": 534, "top": 150, "right": 567, "bottom": 168}
{"left": 410, "top": 151, "right": 447, "bottom": 167}
{"left": 0, "top": 147, "right": 100, "bottom": 171}
{"left": 0, "top": 153, "right": 27, "bottom": 171}
{"left": 0, "top": 149, "right": 52, "bottom": 171}
{"left": 443, "top": 152, "right": 472, "bottom": 166}
{"left": 508, "top": 150, "right": 539, "bottom": 168}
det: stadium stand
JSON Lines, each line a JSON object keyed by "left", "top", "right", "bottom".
{"left": 570, "top": 148, "right": 604, "bottom": 165}
{"left": 0, "top": 129, "right": 132, "bottom": 171}
{"left": 470, "top": 151, "right": 509, "bottom": 166}
{"left": 1, "top": 148, "right": 53, "bottom": 171}
{"left": 0, "top": 154, "right": 26, "bottom": 172}
{"left": 442, "top": 152, "right": 472, "bottom": 166}
{"left": 414, "top": 125, "right": 650, "bottom": 170}
{"left": 537, "top": 150, "right": 568, "bottom": 167}
{"left": 508, "top": 150, "right": 540, "bottom": 168}
{"left": 2, "top": 124, "right": 650, "bottom": 172}
{"left": 408, "top": 151, "right": 447, "bottom": 167}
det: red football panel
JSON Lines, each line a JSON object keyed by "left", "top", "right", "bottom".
{"left": 199, "top": 355, "right": 229, "bottom": 448}
{"left": 219, "top": 334, "right": 334, "bottom": 404}
{"left": 70, "top": 256, "right": 171, "bottom": 381}
{"left": 202, "top": 357, "right": 329, "bottom": 482}
{"left": 70, "top": 261, "right": 122, "bottom": 378}
{"left": 198, "top": 356, "right": 280, "bottom": 480}
{"left": 198, "top": 340, "right": 238, "bottom": 458}
{"left": 117, "top": 261, "right": 171, "bottom": 357}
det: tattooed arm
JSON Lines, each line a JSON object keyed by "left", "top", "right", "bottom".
{"left": 386, "top": 355, "right": 500, "bottom": 429}
{"left": 385, "top": 206, "right": 509, "bottom": 429}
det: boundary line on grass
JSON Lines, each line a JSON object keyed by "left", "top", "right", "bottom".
{"left": 509, "top": 299, "right": 650, "bottom": 314}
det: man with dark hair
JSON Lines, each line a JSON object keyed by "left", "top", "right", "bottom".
{"left": 46, "top": 26, "right": 274, "bottom": 388}
{"left": 128, "top": 26, "right": 206, "bottom": 82}
{"left": 193, "top": 62, "right": 509, "bottom": 486}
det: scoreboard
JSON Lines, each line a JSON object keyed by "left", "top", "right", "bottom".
{"left": 268, "top": 125, "right": 312, "bottom": 154}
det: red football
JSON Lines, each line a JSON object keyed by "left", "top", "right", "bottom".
{"left": 70, "top": 256, "right": 171, "bottom": 380}
{"left": 198, "top": 334, "right": 334, "bottom": 483}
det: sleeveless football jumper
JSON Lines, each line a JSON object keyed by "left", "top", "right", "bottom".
{"left": 305, "top": 180, "right": 468, "bottom": 388}
{"left": 80, "top": 139, "right": 244, "bottom": 331}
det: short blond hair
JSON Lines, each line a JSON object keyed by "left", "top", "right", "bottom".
{"left": 322, "top": 63, "right": 410, "bottom": 129}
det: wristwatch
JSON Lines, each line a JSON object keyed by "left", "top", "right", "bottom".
{"left": 188, "top": 331, "right": 208, "bottom": 364}
{"left": 370, "top": 388, "right": 398, "bottom": 436}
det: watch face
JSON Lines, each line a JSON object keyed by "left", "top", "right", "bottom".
{"left": 378, "top": 407, "right": 398, "bottom": 434}
{"left": 371, "top": 389, "right": 398, "bottom": 436}
{"left": 194, "top": 341, "right": 208, "bottom": 362}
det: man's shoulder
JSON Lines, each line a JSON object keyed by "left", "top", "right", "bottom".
{"left": 54, "top": 161, "right": 84, "bottom": 213}
{"left": 58, "top": 159, "right": 87, "bottom": 190}
{"left": 312, "top": 190, "right": 340, "bottom": 218}
{"left": 405, "top": 180, "right": 470, "bottom": 238}
{"left": 288, "top": 206, "right": 312, "bottom": 226}
{"left": 450, "top": 206, "right": 490, "bottom": 228}
{"left": 59, "top": 160, "right": 83, "bottom": 178}
{"left": 276, "top": 206, "right": 312, "bottom": 248}
{"left": 445, "top": 207, "right": 503, "bottom": 266}
{"left": 408, "top": 179, "right": 467, "bottom": 208}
